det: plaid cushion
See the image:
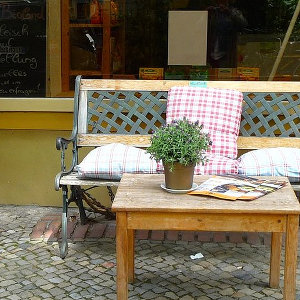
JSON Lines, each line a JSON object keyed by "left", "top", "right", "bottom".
{"left": 238, "top": 147, "right": 300, "bottom": 182}
{"left": 166, "top": 86, "right": 243, "bottom": 159}
{"left": 157, "top": 154, "right": 239, "bottom": 175}
{"left": 76, "top": 143, "right": 158, "bottom": 180}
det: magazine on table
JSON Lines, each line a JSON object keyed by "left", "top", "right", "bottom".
{"left": 188, "top": 175, "right": 287, "bottom": 201}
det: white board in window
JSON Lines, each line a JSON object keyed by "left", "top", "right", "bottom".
{"left": 168, "top": 11, "right": 208, "bottom": 66}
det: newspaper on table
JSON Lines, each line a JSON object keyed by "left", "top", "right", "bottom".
{"left": 188, "top": 175, "right": 287, "bottom": 201}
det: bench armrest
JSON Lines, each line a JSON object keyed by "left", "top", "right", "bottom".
{"left": 56, "top": 137, "right": 73, "bottom": 150}
{"left": 55, "top": 76, "right": 82, "bottom": 191}
{"left": 55, "top": 135, "right": 78, "bottom": 191}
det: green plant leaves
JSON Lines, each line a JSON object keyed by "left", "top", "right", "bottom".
{"left": 146, "top": 118, "right": 211, "bottom": 170}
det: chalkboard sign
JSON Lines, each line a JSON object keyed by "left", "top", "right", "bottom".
{"left": 0, "top": 1, "right": 46, "bottom": 97}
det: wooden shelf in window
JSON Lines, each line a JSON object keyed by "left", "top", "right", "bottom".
{"left": 61, "top": 0, "right": 125, "bottom": 92}
{"left": 70, "top": 23, "right": 104, "bottom": 28}
{"left": 69, "top": 70, "right": 102, "bottom": 76}
{"left": 69, "top": 23, "right": 121, "bottom": 28}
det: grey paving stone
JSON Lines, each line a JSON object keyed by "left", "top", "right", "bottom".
{"left": 164, "top": 291, "right": 179, "bottom": 299}
{"left": 69, "top": 292, "right": 82, "bottom": 299}
{"left": 7, "top": 295, "right": 21, "bottom": 300}
{"left": 1, "top": 205, "right": 299, "bottom": 299}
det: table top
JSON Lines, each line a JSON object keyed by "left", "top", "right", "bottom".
{"left": 112, "top": 174, "right": 300, "bottom": 214}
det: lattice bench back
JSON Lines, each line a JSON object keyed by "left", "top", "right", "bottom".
{"left": 74, "top": 77, "right": 300, "bottom": 149}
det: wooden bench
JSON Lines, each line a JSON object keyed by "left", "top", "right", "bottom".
{"left": 55, "top": 75, "right": 300, "bottom": 258}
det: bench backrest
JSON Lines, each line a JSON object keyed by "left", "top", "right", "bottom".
{"left": 74, "top": 76, "right": 300, "bottom": 150}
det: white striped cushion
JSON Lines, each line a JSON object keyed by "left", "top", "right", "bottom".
{"left": 238, "top": 147, "right": 300, "bottom": 182}
{"left": 76, "top": 143, "right": 158, "bottom": 180}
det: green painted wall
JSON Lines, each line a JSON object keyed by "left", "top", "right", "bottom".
{"left": 0, "top": 129, "right": 113, "bottom": 208}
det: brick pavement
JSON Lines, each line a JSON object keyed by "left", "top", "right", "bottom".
{"left": 1, "top": 205, "right": 300, "bottom": 300}
{"left": 29, "top": 212, "right": 272, "bottom": 247}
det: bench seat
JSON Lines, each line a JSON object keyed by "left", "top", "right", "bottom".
{"left": 59, "top": 172, "right": 120, "bottom": 187}
{"left": 60, "top": 172, "right": 300, "bottom": 191}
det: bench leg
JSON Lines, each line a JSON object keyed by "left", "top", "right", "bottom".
{"left": 77, "top": 197, "right": 87, "bottom": 225}
{"left": 107, "top": 186, "right": 115, "bottom": 203}
{"left": 60, "top": 185, "right": 69, "bottom": 259}
{"left": 71, "top": 186, "right": 87, "bottom": 225}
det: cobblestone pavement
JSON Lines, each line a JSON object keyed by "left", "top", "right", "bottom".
{"left": 1, "top": 205, "right": 300, "bottom": 300}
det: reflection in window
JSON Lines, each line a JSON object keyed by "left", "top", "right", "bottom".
{"left": 63, "top": 0, "right": 300, "bottom": 89}
{"left": 123, "top": 0, "right": 300, "bottom": 81}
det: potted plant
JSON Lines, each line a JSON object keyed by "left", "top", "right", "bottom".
{"left": 147, "top": 117, "right": 211, "bottom": 190}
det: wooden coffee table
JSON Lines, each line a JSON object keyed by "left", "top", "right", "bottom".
{"left": 112, "top": 174, "right": 300, "bottom": 300}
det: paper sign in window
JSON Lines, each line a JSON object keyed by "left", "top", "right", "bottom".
{"left": 168, "top": 11, "right": 208, "bottom": 66}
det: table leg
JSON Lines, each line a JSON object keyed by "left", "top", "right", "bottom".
{"left": 116, "top": 212, "right": 128, "bottom": 300}
{"left": 269, "top": 232, "right": 282, "bottom": 288}
{"left": 283, "top": 215, "right": 299, "bottom": 300}
{"left": 128, "top": 229, "right": 135, "bottom": 283}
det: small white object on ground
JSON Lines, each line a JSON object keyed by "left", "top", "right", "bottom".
{"left": 190, "top": 253, "right": 204, "bottom": 260}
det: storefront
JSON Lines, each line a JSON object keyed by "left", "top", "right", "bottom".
{"left": 1, "top": 0, "right": 300, "bottom": 97}
{"left": 0, "top": 0, "right": 299, "bottom": 206}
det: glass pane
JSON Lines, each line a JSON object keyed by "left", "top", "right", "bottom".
{"left": 0, "top": 1, "right": 46, "bottom": 97}
{"left": 62, "top": 0, "right": 124, "bottom": 91}
{"left": 122, "top": 0, "right": 300, "bottom": 81}
{"left": 63, "top": 0, "right": 300, "bottom": 90}
{"left": 70, "top": 27, "right": 102, "bottom": 70}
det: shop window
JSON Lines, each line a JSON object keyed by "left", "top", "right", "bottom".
{"left": 61, "top": 0, "right": 300, "bottom": 90}
{"left": 1, "top": 0, "right": 300, "bottom": 97}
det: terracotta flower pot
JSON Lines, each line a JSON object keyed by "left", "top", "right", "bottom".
{"left": 163, "top": 162, "right": 195, "bottom": 190}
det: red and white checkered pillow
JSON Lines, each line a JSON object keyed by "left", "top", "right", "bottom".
{"left": 76, "top": 143, "right": 158, "bottom": 180}
{"left": 157, "top": 154, "right": 239, "bottom": 175}
{"left": 166, "top": 86, "right": 243, "bottom": 159}
{"left": 195, "top": 154, "right": 239, "bottom": 175}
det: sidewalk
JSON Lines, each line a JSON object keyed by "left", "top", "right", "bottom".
{"left": 1, "top": 204, "right": 300, "bottom": 299}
